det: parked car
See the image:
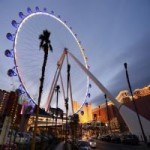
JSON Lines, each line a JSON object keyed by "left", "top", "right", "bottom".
{"left": 110, "top": 135, "right": 121, "bottom": 143}
{"left": 15, "top": 132, "right": 28, "bottom": 144}
{"left": 120, "top": 134, "right": 139, "bottom": 145}
{"left": 77, "top": 140, "right": 91, "bottom": 150}
{"left": 101, "top": 135, "right": 111, "bottom": 142}
{"left": 88, "top": 139, "right": 96, "bottom": 148}
{"left": 1, "top": 144, "right": 17, "bottom": 150}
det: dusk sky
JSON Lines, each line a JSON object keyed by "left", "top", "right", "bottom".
{"left": 0, "top": 0, "right": 150, "bottom": 112}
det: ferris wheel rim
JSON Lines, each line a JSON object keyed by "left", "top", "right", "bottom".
{"left": 11, "top": 8, "right": 90, "bottom": 113}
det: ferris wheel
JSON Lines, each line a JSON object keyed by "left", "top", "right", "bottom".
{"left": 5, "top": 7, "right": 92, "bottom": 114}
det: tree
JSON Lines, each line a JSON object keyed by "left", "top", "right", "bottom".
{"left": 31, "top": 30, "right": 53, "bottom": 150}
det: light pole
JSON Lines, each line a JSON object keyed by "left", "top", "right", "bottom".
{"left": 55, "top": 85, "right": 60, "bottom": 137}
{"left": 65, "top": 64, "right": 70, "bottom": 149}
{"left": 124, "top": 62, "right": 147, "bottom": 144}
{"left": 98, "top": 105, "right": 100, "bottom": 120}
{"left": 104, "top": 94, "right": 111, "bottom": 134}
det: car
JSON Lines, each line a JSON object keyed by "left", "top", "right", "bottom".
{"left": 120, "top": 134, "right": 139, "bottom": 145}
{"left": 77, "top": 140, "right": 91, "bottom": 150}
{"left": 15, "top": 132, "right": 28, "bottom": 144}
{"left": 101, "top": 135, "right": 111, "bottom": 142}
{"left": 110, "top": 135, "right": 121, "bottom": 143}
{"left": 88, "top": 139, "right": 96, "bottom": 148}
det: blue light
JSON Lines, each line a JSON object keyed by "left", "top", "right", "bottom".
{"left": 85, "top": 102, "right": 88, "bottom": 107}
{"left": 89, "top": 84, "right": 92, "bottom": 88}
{"left": 75, "top": 33, "right": 77, "bottom": 37}
{"left": 50, "top": 11, "right": 54, "bottom": 14}
{"left": 7, "top": 69, "right": 17, "bottom": 77}
{"left": 19, "top": 12, "right": 25, "bottom": 19}
{"left": 11, "top": 20, "right": 19, "bottom": 28}
{"left": 6, "top": 33, "right": 14, "bottom": 41}
{"left": 16, "top": 89, "right": 24, "bottom": 95}
{"left": 27, "top": 7, "right": 32, "bottom": 14}
{"left": 43, "top": 8, "right": 47, "bottom": 12}
{"left": 35, "top": 6, "right": 40, "bottom": 12}
{"left": 81, "top": 110, "right": 84, "bottom": 115}
{"left": 5, "top": 49, "right": 14, "bottom": 57}
{"left": 16, "top": 85, "right": 25, "bottom": 95}
{"left": 87, "top": 93, "right": 91, "bottom": 98}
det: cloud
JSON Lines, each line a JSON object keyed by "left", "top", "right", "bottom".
{"left": 91, "top": 33, "right": 150, "bottom": 107}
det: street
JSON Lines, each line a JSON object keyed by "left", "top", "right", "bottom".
{"left": 94, "top": 140, "right": 150, "bottom": 150}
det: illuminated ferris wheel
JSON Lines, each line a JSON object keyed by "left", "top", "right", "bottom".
{"left": 5, "top": 7, "right": 92, "bottom": 114}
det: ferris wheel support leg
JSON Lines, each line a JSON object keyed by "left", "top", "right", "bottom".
{"left": 69, "top": 76, "right": 74, "bottom": 114}
{"left": 60, "top": 72, "right": 66, "bottom": 104}
{"left": 67, "top": 50, "right": 120, "bottom": 107}
{"left": 67, "top": 50, "right": 150, "bottom": 137}
{"left": 45, "top": 50, "right": 66, "bottom": 112}
{"left": 45, "top": 67, "right": 59, "bottom": 110}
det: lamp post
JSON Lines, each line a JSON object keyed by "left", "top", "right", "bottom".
{"left": 104, "top": 94, "right": 111, "bottom": 134}
{"left": 64, "top": 63, "right": 70, "bottom": 149}
{"left": 55, "top": 85, "right": 60, "bottom": 137}
{"left": 98, "top": 105, "right": 100, "bottom": 120}
{"left": 124, "top": 62, "right": 147, "bottom": 144}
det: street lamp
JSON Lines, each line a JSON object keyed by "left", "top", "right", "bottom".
{"left": 98, "top": 105, "right": 100, "bottom": 120}
{"left": 55, "top": 85, "right": 60, "bottom": 136}
{"left": 104, "top": 94, "right": 111, "bottom": 134}
{"left": 124, "top": 62, "right": 147, "bottom": 144}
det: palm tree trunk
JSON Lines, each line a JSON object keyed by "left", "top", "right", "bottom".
{"left": 31, "top": 51, "right": 48, "bottom": 150}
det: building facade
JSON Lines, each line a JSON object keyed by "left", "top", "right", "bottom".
{"left": 73, "top": 85, "right": 150, "bottom": 134}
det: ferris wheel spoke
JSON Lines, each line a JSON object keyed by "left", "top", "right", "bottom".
{"left": 5, "top": 7, "right": 91, "bottom": 114}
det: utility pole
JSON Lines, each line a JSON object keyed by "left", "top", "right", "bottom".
{"left": 124, "top": 62, "right": 147, "bottom": 144}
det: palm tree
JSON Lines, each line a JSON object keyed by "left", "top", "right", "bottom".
{"left": 31, "top": 30, "right": 53, "bottom": 150}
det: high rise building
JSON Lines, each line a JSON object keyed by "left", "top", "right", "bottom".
{"left": 0, "top": 90, "right": 10, "bottom": 116}
{"left": 0, "top": 90, "right": 20, "bottom": 130}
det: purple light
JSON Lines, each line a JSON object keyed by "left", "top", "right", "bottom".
{"left": 16, "top": 85, "right": 25, "bottom": 95}
{"left": 20, "top": 101, "right": 34, "bottom": 115}
{"left": 85, "top": 102, "right": 88, "bottom": 107}
{"left": 81, "top": 110, "right": 84, "bottom": 115}
{"left": 27, "top": 7, "right": 32, "bottom": 14}
{"left": 16, "top": 89, "right": 23, "bottom": 95}
{"left": 5, "top": 49, "right": 13, "bottom": 57}
{"left": 43, "top": 8, "right": 47, "bottom": 12}
{"left": 50, "top": 10, "right": 54, "bottom": 14}
{"left": 19, "top": 12, "right": 25, "bottom": 19}
{"left": 6, "top": 33, "right": 14, "bottom": 41}
{"left": 87, "top": 93, "right": 91, "bottom": 98}
{"left": 7, "top": 69, "right": 17, "bottom": 77}
{"left": 11, "top": 20, "right": 19, "bottom": 28}
{"left": 89, "top": 84, "right": 92, "bottom": 88}
{"left": 35, "top": 6, "right": 40, "bottom": 12}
